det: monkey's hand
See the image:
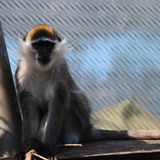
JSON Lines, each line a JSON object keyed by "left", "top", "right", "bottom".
{"left": 25, "top": 149, "right": 36, "bottom": 160}
{"left": 25, "top": 149, "right": 48, "bottom": 160}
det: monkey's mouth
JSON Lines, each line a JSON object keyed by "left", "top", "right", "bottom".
{"left": 37, "top": 57, "right": 50, "bottom": 65}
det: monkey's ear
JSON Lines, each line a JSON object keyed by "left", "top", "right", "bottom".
{"left": 57, "top": 35, "right": 62, "bottom": 42}
{"left": 23, "top": 35, "right": 26, "bottom": 41}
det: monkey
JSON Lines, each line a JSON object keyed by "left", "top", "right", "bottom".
{"left": 15, "top": 24, "right": 93, "bottom": 156}
{"left": 15, "top": 24, "right": 160, "bottom": 158}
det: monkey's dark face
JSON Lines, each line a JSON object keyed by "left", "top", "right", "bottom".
{"left": 32, "top": 40, "right": 55, "bottom": 65}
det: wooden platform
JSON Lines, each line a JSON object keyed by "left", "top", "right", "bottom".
{"left": 56, "top": 140, "right": 160, "bottom": 160}
{"left": 1, "top": 140, "right": 160, "bottom": 159}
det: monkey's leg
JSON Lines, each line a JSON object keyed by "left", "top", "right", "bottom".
{"left": 20, "top": 96, "right": 41, "bottom": 151}
{"left": 57, "top": 117, "right": 81, "bottom": 145}
{"left": 70, "top": 91, "right": 92, "bottom": 141}
{"left": 39, "top": 89, "right": 68, "bottom": 154}
{"left": 57, "top": 91, "right": 92, "bottom": 145}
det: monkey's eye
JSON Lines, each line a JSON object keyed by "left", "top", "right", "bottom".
{"left": 32, "top": 40, "right": 55, "bottom": 51}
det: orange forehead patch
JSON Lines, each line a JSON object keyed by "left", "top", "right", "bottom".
{"left": 25, "top": 24, "right": 57, "bottom": 42}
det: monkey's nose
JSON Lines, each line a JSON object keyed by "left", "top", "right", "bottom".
{"left": 37, "top": 56, "right": 50, "bottom": 65}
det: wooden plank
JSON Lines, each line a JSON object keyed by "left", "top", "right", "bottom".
{"left": 56, "top": 140, "right": 160, "bottom": 160}
{"left": 0, "top": 23, "right": 21, "bottom": 156}
{"left": 1, "top": 140, "right": 160, "bottom": 159}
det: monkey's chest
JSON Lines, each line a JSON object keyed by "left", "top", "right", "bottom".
{"left": 26, "top": 80, "right": 55, "bottom": 104}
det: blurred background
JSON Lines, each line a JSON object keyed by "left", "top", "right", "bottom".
{"left": 1, "top": 0, "right": 160, "bottom": 130}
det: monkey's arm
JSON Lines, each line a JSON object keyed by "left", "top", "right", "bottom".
{"left": 39, "top": 78, "right": 69, "bottom": 153}
{"left": 18, "top": 91, "right": 41, "bottom": 151}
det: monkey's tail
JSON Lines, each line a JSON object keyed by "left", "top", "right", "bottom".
{"left": 89, "top": 128, "right": 160, "bottom": 141}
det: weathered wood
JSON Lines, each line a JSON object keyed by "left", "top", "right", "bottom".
{"left": 56, "top": 140, "right": 160, "bottom": 160}
{"left": 89, "top": 130, "right": 160, "bottom": 140}
{"left": 1, "top": 140, "right": 160, "bottom": 159}
{"left": 0, "top": 23, "right": 21, "bottom": 157}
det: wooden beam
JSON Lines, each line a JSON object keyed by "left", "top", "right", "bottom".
{"left": 0, "top": 23, "right": 21, "bottom": 156}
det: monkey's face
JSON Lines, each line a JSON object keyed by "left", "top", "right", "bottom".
{"left": 20, "top": 25, "right": 66, "bottom": 71}
{"left": 32, "top": 40, "right": 56, "bottom": 65}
